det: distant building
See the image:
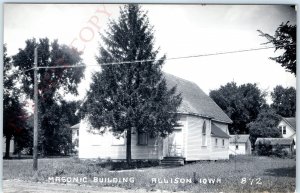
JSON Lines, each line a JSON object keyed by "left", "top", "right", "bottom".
{"left": 277, "top": 117, "right": 296, "bottom": 148}
{"left": 255, "top": 138, "right": 295, "bottom": 155}
{"left": 229, "top": 134, "right": 251, "bottom": 155}
{"left": 3, "top": 137, "right": 15, "bottom": 155}
{"left": 70, "top": 123, "right": 80, "bottom": 154}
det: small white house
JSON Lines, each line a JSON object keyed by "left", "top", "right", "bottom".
{"left": 74, "top": 73, "right": 232, "bottom": 162}
{"left": 229, "top": 135, "right": 251, "bottom": 155}
{"left": 3, "top": 137, "right": 15, "bottom": 155}
{"left": 70, "top": 123, "right": 80, "bottom": 153}
{"left": 277, "top": 117, "right": 296, "bottom": 148}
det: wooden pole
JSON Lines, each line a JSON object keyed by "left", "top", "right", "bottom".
{"left": 33, "top": 47, "right": 38, "bottom": 170}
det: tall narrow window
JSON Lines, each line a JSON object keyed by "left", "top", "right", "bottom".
{"left": 222, "top": 139, "right": 225, "bottom": 146}
{"left": 138, "top": 132, "right": 148, "bottom": 145}
{"left": 282, "top": 126, "right": 286, "bottom": 134}
{"left": 215, "top": 138, "right": 218, "bottom": 146}
{"left": 202, "top": 121, "right": 207, "bottom": 146}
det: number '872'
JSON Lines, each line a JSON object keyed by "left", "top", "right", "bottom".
{"left": 240, "top": 178, "right": 262, "bottom": 185}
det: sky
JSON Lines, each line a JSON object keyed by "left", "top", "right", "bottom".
{"left": 3, "top": 4, "right": 297, "bottom": 103}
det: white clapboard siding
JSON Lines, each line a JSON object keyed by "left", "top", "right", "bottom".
{"left": 211, "top": 137, "right": 229, "bottom": 160}
{"left": 185, "top": 116, "right": 211, "bottom": 161}
{"left": 78, "top": 120, "right": 161, "bottom": 159}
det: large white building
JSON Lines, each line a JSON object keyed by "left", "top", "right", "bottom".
{"left": 72, "top": 73, "right": 232, "bottom": 163}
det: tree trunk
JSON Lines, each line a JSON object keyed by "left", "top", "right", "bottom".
{"left": 4, "top": 135, "right": 12, "bottom": 159}
{"left": 126, "top": 128, "right": 132, "bottom": 164}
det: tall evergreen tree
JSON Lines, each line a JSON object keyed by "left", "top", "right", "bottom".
{"left": 12, "top": 38, "right": 85, "bottom": 155}
{"left": 82, "top": 4, "right": 182, "bottom": 163}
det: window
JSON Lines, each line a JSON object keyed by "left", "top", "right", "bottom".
{"left": 112, "top": 133, "right": 125, "bottom": 146}
{"left": 282, "top": 126, "right": 286, "bottom": 134}
{"left": 202, "top": 121, "right": 207, "bottom": 146}
{"left": 279, "top": 126, "right": 287, "bottom": 135}
{"left": 76, "top": 129, "right": 79, "bottom": 136}
{"left": 236, "top": 145, "right": 239, "bottom": 150}
{"left": 74, "top": 139, "right": 79, "bottom": 147}
{"left": 215, "top": 138, "right": 218, "bottom": 146}
{"left": 222, "top": 139, "right": 225, "bottom": 146}
{"left": 138, "top": 132, "right": 148, "bottom": 145}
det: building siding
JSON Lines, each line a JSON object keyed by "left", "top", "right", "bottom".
{"left": 78, "top": 120, "right": 161, "bottom": 159}
{"left": 186, "top": 116, "right": 211, "bottom": 161}
{"left": 211, "top": 137, "right": 229, "bottom": 159}
{"left": 78, "top": 115, "right": 230, "bottom": 161}
{"left": 3, "top": 138, "right": 14, "bottom": 154}
{"left": 278, "top": 120, "right": 296, "bottom": 141}
{"left": 229, "top": 143, "right": 246, "bottom": 155}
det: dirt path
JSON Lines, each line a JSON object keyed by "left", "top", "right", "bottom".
{"left": 3, "top": 180, "right": 176, "bottom": 193}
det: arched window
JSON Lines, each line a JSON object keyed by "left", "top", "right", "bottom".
{"left": 202, "top": 121, "right": 207, "bottom": 146}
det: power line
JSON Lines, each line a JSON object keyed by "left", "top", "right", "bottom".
{"left": 18, "top": 43, "right": 295, "bottom": 72}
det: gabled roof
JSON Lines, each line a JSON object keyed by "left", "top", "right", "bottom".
{"left": 229, "top": 134, "right": 250, "bottom": 143}
{"left": 282, "top": 117, "right": 296, "bottom": 131}
{"left": 255, "top": 138, "right": 295, "bottom": 146}
{"left": 70, "top": 123, "right": 80, "bottom": 129}
{"left": 164, "top": 73, "right": 232, "bottom": 124}
{"left": 211, "top": 123, "right": 230, "bottom": 138}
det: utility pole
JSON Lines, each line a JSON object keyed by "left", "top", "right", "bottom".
{"left": 33, "top": 47, "right": 38, "bottom": 170}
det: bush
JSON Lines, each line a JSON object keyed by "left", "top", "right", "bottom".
{"left": 256, "top": 141, "right": 272, "bottom": 156}
{"left": 256, "top": 142, "right": 291, "bottom": 158}
{"left": 110, "top": 160, "right": 160, "bottom": 170}
{"left": 273, "top": 144, "right": 288, "bottom": 158}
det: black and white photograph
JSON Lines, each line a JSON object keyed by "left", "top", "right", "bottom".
{"left": 3, "top": 3, "right": 296, "bottom": 193}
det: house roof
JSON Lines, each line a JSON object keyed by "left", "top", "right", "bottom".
{"left": 211, "top": 123, "right": 231, "bottom": 138}
{"left": 282, "top": 117, "right": 296, "bottom": 131}
{"left": 70, "top": 123, "right": 80, "bottom": 129}
{"left": 164, "top": 73, "right": 232, "bottom": 123}
{"left": 229, "top": 134, "right": 250, "bottom": 143}
{"left": 255, "top": 138, "right": 295, "bottom": 146}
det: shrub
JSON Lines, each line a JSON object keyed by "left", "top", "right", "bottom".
{"left": 272, "top": 144, "right": 288, "bottom": 158}
{"left": 256, "top": 141, "right": 272, "bottom": 156}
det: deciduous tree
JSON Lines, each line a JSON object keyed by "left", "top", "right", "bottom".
{"left": 3, "top": 44, "right": 28, "bottom": 158}
{"left": 258, "top": 21, "right": 296, "bottom": 75}
{"left": 247, "top": 107, "right": 281, "bottom": 149}
{"left": 209, "top": 82, "right": 266, "bottom": 134}
{"left": 271, "top": 85, "right": 296, "bottom": 117}
{"left": 12, "top": 38, "right": 85, "bottom": 155}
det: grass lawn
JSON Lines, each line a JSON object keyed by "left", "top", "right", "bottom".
{"left": 3, "top": 155, "right": 295, "bottom": 193}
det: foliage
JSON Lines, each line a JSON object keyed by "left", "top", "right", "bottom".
{"left": 209, "top": 82, "right": 266, "bottom": 134}
{"left": 82, "top": 4, "right": 182, "bottom": 163}
{"left": 12, "top": 38, "right": 85, "bottom": 155}
{"left": 40, "top": 100, "right": 80, "bottom": 156}
{"left": 256, "top": 141, "right": 272, "bottom": 156}
{"left": 256, "top": 142, "right": 290, "bottom": 158}
{"left": 3, "top": 44, "right": 29, "bottom": 158}
{"left": 248, "top": 107, "right": 281, "bottom": 149}
{"left": 258, "top": 21, "right": 296, "bottom": 75}
{"left": 271, "top": 85, "right": 296, "bottom": 117}
{"left": 272, "top": 144, "right": 289, "bottom": 158}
